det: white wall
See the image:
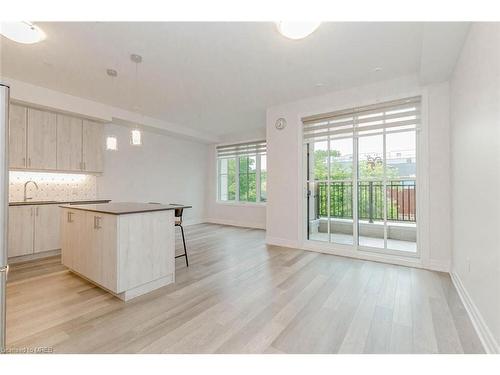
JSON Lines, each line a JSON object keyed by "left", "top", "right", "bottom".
{"left": 205, "top": 127, "right": 267, "bottom": 229}
{"left": 3, "top": 78, "right": 211, "bottom": 225}
{"left": 266, "top": 75, "right": 452, "bottom": 270}
{"left": 3, "top": 77, "right": 218, "bottom": 143}
{"left": 449, "top": 23, "right": 500, "bottom": 353}
{"left": 96, "top": 123, "right": 209, "bottom": 225}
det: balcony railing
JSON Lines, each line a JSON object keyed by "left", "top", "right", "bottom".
{"left": 315, "top": 180, "right": 416, "bottom": 222}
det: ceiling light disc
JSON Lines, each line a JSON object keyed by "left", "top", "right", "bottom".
{"left": 0, "top": 21, "right": 46, "bottom": 44}
{"left": 276, "top": 22, "right": 321, "bottom": 40}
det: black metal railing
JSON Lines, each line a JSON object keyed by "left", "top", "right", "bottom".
{"left": 315, "top": 180, "right": 416, "bottom": 222}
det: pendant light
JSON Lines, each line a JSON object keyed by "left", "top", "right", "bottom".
{"left": 130, "top": 54, "right": 143, "bottom": 146}
{"left": 105, "top": 68, "right": 118, "bottom": 151}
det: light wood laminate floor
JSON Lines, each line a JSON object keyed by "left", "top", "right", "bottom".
{"left": 5, "top": 224, "right": 484, "bottom": 353}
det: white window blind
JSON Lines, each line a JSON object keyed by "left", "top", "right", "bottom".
{"left": 216, "top": 140, "right": 267, "bottom": 158}
{"left": 302, "top": 96, "right": 421, "bottom": 142}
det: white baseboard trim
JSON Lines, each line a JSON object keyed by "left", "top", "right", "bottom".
{"left": 301, "top": 241, "right": 428, "bottom": 270}
{"left": 265, "top": 236, "right": 300, "bottom": 249}
{"left": 205, "top": 218, "right": 265, "bottom": 230}
{"left": 426, "top": 259, "right": 451, "bottom": 273}
{"left": 450, "top": 271, "right": 499, "bottom": 354}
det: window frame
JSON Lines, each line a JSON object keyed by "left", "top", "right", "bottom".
{"left": 216, "top": 142, "right": 267, "bottom": 205}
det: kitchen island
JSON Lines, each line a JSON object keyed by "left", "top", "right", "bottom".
{"left": 60, "top": 202, "right": 191, "bottom": 301}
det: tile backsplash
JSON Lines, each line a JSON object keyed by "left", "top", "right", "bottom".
{"left": 9, "top": 171, "right": 97, "bottom": 202}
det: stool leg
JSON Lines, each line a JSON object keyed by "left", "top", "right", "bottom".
{"left": 180, "top": 225, "right": 189, "bottom": 267}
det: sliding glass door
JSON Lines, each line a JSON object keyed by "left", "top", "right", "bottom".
{"left": 304, "top": 97, "right": 419, "bottom": 256}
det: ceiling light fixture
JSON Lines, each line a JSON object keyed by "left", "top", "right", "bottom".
{"left": 130, "top": 129, "right": 142, "bottom": 146}
{"left": 276, "top": 21, "right": 321, "bottom": 40}
{"left": 106, "top": 136, "right": 118, "bottom": 151}
{"left": 0, "top": 21, "right": 46, "bottom": 44}
{"left": 106, "top": 68, "right": 118, "bottom": 77}
{"left": 130, "top": 53, "right": 144, "bottom": 147}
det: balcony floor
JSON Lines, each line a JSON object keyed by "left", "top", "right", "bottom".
{"left": 309, "top": 232, "right": 417, "bottom": 253}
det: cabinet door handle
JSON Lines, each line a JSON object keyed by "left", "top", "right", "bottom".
{"left": 28, "top": 157, "right": 31, "bottom": 167}
{"left": 94, "top": 216, "right": 102, "bottom": 229}
{"left": 67, "top": 212, "right": 74, "bottom": 223}
{"left": 36, "top": 207, "right": 39, "bottom": 216}
{"left": 22, "top": 157, "right": 26, "bottom": 167}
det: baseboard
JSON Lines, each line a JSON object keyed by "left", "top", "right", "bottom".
{"left": 450, "top": 271, "right": 499, "bottom": 354}
{"left": 8, "top": 249, "right": 61, "bottom": 264}
{"left": 206, "top": 218, "right": 265, "bottom": 230}
{"left": 265, "top": 236, "right": 300, "bottom": 249}
{"left": 426, "top": 259, "right": 451, "bottom": 273}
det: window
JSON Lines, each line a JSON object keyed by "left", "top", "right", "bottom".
{"left": 303, "top": 96, "right": 420, "bottom": 255}
{"left": 217, "top": 141, "right": 267, "bottom": 203}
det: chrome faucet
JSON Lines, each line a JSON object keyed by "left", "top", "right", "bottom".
{"left": 23, "top": 181, "right": 39, "bottom": 202}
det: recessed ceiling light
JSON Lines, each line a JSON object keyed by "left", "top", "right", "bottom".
{"left": 373, "top": 67, "right": 382, "bottom": 72}
{"left": 276, "top": 22, "right": 321, "bottom": 40}
{"left": 0, "top": 21, "right": 45, "bottom": 44}
{"left": 315, "top": 83, "right": 325, "bottom": 88}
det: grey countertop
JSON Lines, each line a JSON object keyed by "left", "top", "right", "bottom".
{"left": 59, "top": 202, "right": 192, "bottom": 215}
{"left": 9, "top": 199, "right": 111, "bottom": 206}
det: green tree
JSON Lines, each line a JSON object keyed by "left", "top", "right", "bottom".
{"left": 313, "top": 149, "right": 399, "bottom": 220}
{"left": 226, "top": 156, "right": 257, "bottom": 202}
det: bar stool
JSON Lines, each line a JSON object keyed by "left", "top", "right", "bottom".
{"left": 148, "top": 202, "right": 189, "bottom": 267}
{"left": 171, "top": 204, "right": 189, "bottom": 267}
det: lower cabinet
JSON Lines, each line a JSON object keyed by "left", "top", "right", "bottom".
{"left": 8, "top": 204, "right": 61, "bottom": 258}
{"left": 61, "top": 209, "right": 117, "bottom": 292}
{"left": 34, "top": 205, "right": 61, "bottom": 253}
{"left": 61, "top": 208, "right": 174, "bottom": 300}
{"left": 8, "top": 206, "right": 34, "bottom": 257}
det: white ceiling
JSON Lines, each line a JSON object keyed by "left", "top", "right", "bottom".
{"left": 0, "top": 22, "right": 469, "bottom": 137}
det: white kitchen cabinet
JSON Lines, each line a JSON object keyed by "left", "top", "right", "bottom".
{"left": 56, "top": 113, "right": 83, "bottom": 171}
{"left": 8, "top": 104, "right": 104, "bottom": 173}
{"left": 8, "top": 206, "right": 34, "bottom": 257}
{"left": 34, "top": 205, "right": 61, "bottom": 253}
{"left": 62, "top": 209, "right": 117, "bottom": 290}
{"left": 9, "top": 104, "right": 27, "bottom": 169}
{"left": 82, "top": 119, "right": 104, "bottom": 173}
{"left": 61, "top": 208, "right": 85, "bottom": 273}
{"left": 8, "top": 204, "right": 62, "bottom": 258}
{"left": 88, "top": 212, "right": 117, "bottom": 290}
{"left": 61, "top": 206, "right": 175, "bottom": 300}
{"left": 27, "top": 108, "right": 57, "bottom": 169}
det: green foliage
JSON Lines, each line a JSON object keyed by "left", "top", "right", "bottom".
{"left": 313, "top": 149, "right": 402, "bottom": 221}
{"left": 312, "top": 149, "right": 398, "bottom": 180}
{"left": 223, "top": 156, "right": 258, "bottom": 202}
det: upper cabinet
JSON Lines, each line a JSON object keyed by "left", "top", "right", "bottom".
{"left": 57, "top": 113, "right": 83, "bottom": 171}
{"left": 9, "top": 104, "right": 27, "bottom": 168}
{"left": 8, "top": 104, "right": 104, "bottom": 173}
{"left": 82, "top": 119, "right": 104, "bottom": 173}
{"left": 27, "top": 108, "right": 57, "bottom": 169}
